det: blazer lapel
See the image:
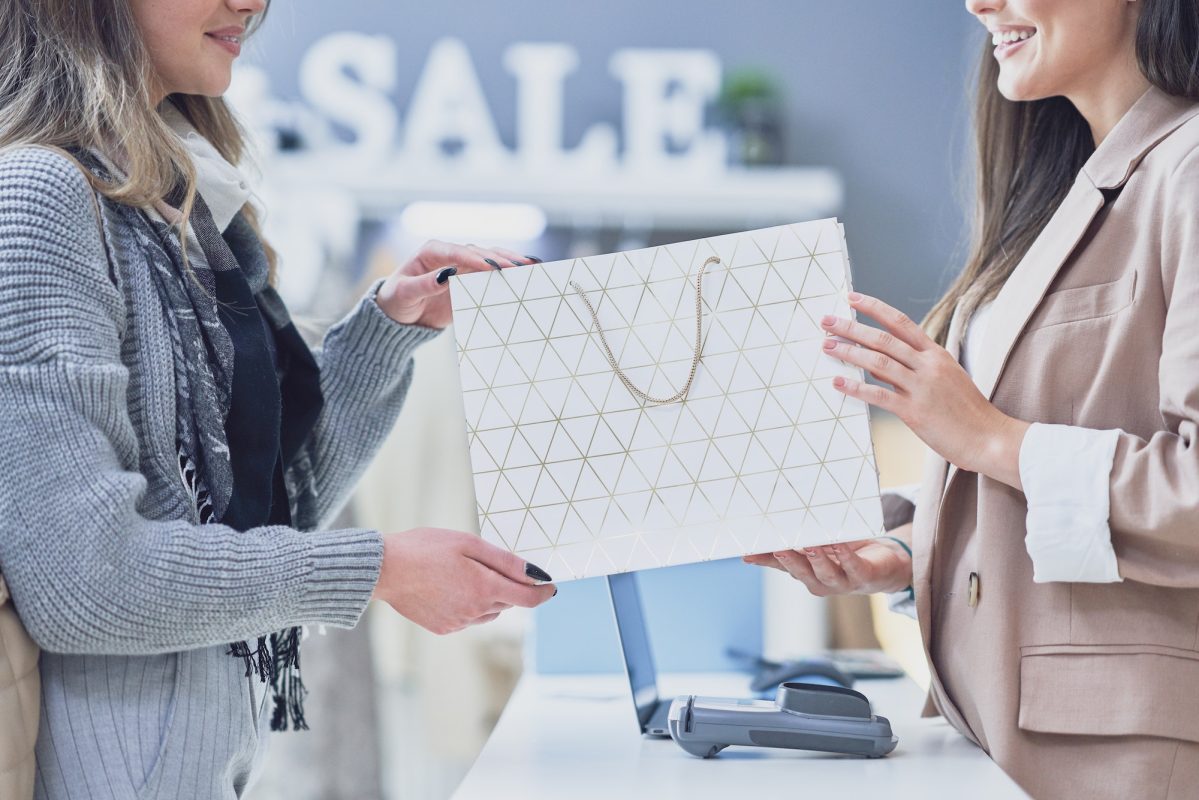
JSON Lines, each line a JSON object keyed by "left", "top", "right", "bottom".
{"left": 970, "top": 178, "right": 1106, "bottom": 404}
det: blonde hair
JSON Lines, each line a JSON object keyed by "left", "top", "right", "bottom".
{"left": 0, "top": 0, "right": 278, "bottom": 283}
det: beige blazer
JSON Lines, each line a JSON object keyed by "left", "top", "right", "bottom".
{"left": 0, "top": 570, "right": 39, "bottom": 800}
{"left": 912, "top": 86, "right": 1199, "bottom": 799}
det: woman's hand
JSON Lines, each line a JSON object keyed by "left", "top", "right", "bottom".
{"left": 743, "top": 525, "right": 913, "bottom": 596}
{"left": 374, "top": 240, "right": 540, "bottom": 330}
{"left": 820, "top": 292, "right": 1030, "bottom": 490}
{"left": 372, "top": 527, "right": 557, "bottom": 635}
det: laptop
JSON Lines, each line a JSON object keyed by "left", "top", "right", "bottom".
{"left": 606, "top": 572, "right": 672, "bottom": 738}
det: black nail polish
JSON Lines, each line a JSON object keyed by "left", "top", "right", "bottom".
{"left": 525, "top": 255, "right": 543, "bottom": 263}
{"left": 436, "top": 266, "right": 458, "bottom": 285}
{"left": 484, "top": 258, "right": 502, "bottom": 271}
{"left": 552, "top": 588, "right": 558, "bottom": 597}
{"left": 525, "top": 562, "right": 553, "bottom": 582}
{"left": 509, "top": 259, "right": 524, "bottom": 267}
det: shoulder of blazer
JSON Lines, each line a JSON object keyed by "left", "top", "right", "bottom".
{"left": 1083, "top": 87, "right": 1199, "bottom": 190}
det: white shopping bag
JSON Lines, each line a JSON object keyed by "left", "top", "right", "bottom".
{"left": 450, "top": 218, "right": 884, "bottom": 581}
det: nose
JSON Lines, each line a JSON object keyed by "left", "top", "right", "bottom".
{"left": 228, "top": 0, "right": 267, "bottom": 15}
{"left": 965, "top": 0, "right": 1003, "bottom": 16}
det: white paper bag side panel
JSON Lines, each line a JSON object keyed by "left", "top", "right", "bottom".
{"left": 451, "top": 218, "right": 884, "bottom": 581}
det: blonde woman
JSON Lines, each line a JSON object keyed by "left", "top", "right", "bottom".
{"left": 0, "top": 1, "right": 557, "bottom": 798}
{"left": 746, "top": 0, "right": 1199, "bottom": 797}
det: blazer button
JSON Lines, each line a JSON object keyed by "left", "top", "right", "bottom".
{"left": 968, "top": 572, "right": 980, "bottom": 608}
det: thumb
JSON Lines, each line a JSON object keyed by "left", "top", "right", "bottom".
{"left": 394, "top": 266, "right": 457, "bottom": 305}
{"left": 467, "top": 537, "right": 550, "bottom": 585}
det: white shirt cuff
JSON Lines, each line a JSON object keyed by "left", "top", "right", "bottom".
{"left": 1018, "top": 422, "right": 1123, "bottom": 584}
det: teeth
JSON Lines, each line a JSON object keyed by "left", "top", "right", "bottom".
{"left": 992, "top": 29, "right": 1034, "bottom": 46}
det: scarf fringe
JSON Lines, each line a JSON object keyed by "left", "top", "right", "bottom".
{"left": 228, "top": 628, "right": 309, "bottom": 732}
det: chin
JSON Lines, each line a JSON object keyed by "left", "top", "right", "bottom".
{"left": 182, "top": 73, "right": 234, "bottom": 99}
{"left": 201, "top": 79, "right": 234, "bottom": 99}
{"left": 996, "top": 72, "right": 1050, "bottom": 103}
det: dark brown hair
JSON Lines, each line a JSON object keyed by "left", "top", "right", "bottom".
{"left": 924, "top": 0, "right": 1199, "bottom": 345}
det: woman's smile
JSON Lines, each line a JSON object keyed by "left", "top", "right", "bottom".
{"left": 204, "top": 26, "right": 243, "bottom": 57}
{"left": 990, "top": 25, "right": 1036, "bottom": 60}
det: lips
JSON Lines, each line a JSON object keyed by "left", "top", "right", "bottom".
{"left": 204, "top": 32, "right": 242, "bottom": 56}
{"left": 990, "top": 27, "right": 1036, "bottom": 60}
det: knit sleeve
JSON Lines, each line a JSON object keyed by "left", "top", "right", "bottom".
{"left": 0, "top": 147, "right": 382, "bottom": 655}
{"left": 286, "top": 280, "right": 440, "bottom": 531}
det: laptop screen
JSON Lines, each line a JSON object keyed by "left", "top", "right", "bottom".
{"left": 606, "top": 572, "right": 660, "bottom": 730}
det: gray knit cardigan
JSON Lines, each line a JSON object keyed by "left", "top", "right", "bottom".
{"left": 0, "top": 147, "right": 439, "bottom": 799}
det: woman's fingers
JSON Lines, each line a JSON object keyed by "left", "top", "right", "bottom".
{"left": 464, "top": 244, "right": 538, "bottom": 272}
{"left": 406, "top": 241, "right": 538, "bottom": 284}
{"left": 742, "top": 553, "right": 787, "bottom": 572}
{"left": 845, "top": 292, "right": 933, "bottom": 351}
{"left": 822, "top": 339, "right": 913, "bottom": 389}
{"left": 375, "top": 267, "right": 457, "bottom": 321}
{"left": 464, "top": 244, "right": 510, "bottom": 272}
{"left": 749, "top": 543, "right": 906, "bottom": 597}
{"left": 773, "top": 550, "right": 835, "bottom": 596}
{"left": 412, "top": 240, "right": 495, "bottom": 276}
{"left": 820, "top": 314, "right": 920, "bottom": 369}
{"left": 803, "top": 547, "right": 850, "bottom": 590}
{"left": 831, "top": 543, "right": 874, "bottom": 586}
{"left": 488, "top": 245, "right": 539, "bottom": 267}
{"left": 466, "top": 537, "right": 556, "bottom": 588}
{"left": 483, "top": 569, "right": 556, "bottom": 609}
{"left": 831, "top": 375, "right": 902, "bottom": 415}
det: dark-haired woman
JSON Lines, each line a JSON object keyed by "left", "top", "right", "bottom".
{"left": 0, "top": 0, "right": 556, "bottom": 798}
{"left": 746, "top": 1, "right": 1199, "bottom": 797}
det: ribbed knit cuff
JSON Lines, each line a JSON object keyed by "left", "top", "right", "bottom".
{"left": 289, "top": 527, "right": 384, "bottom": 629}
{"left": 325, "top": 279, "right": 441, "bottom": 373}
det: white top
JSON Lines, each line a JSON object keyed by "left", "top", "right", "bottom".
{"left": 888, "top": 300, "right": 1122, "bottom": 616}
{"left": 161, "top": 102, "right": 252, "bottom": 233}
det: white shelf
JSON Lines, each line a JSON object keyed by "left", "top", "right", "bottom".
{"left": 261, "top": 152, "right": 843, "bottom": 231}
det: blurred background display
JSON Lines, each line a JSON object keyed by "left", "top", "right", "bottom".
{"left": 229, "top": 3, "right": 982, "bottom": 798}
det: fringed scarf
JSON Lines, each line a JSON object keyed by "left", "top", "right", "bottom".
{"left": 77, "top": 150, "right": 315, "bottom": 731}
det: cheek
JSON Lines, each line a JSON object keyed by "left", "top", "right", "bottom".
{"left": 994, "top": 32, "right": 1073, "bottom": 101}
{"left": 131, "top": 0, "right": 214, "bottom": 92}
{"left": 997, "top": 0, "right": 1129, "bottom": 98}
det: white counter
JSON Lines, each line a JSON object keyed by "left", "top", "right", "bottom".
{"left": 453, "top": 671, "right": 1030, "bottom": 799}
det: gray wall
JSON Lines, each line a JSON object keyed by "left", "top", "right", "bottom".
{"left": 249, "top": 1, "right": 984, "bottom": 319}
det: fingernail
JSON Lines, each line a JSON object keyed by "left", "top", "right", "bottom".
{"left": 484, "top": 258, "right": 502, "bottom": 271}
{"left": 525, "top": 562, "right": 553, "bottom": 582}
{"left": 822, "top": 339, "right": 836, "bottom": 350}
{"left": 436, "top": 266, "right": 458, "bottom": 285}
{"left": 509, "top": 259, "right": 525, "bottom": 267}
{"left": 821, "top": 315, "right": 835, "bottom": 327}
{"left": 525, "top": 255, "right": 543, "bottom": 263}
{"left": 833, "top": 376, "right": 846, "bottom": 389}
{"left": 848, "top": 291, "right": 863, "bottom": 301}
{"left": 552, "top": 588, "right": 559, "bottom": 597}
